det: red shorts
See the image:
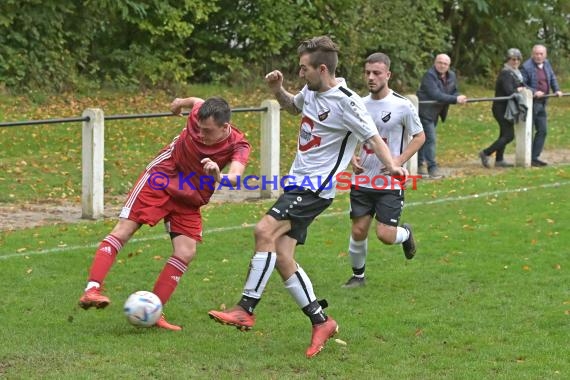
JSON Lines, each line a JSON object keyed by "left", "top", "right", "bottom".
{"left": 119, "top": 171, "right": 202, "bottom": 241}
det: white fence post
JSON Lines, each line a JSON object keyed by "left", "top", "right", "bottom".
{"left": 82, "top": 108, "right": 105, "bottom": 219}
{"left": 404, "top": 94, "right": 419, "bottom": 175}
{"left": 259, "top": 99, "right": 280, "bottom": 198}
{"left": 515, "top": 89, "right": 533, "bottom": 167}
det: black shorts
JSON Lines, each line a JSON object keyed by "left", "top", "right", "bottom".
{"left": 349, "top": 186, "right": 404, "bottom": 226}
{"left": 266, "top": 188, "right": 333, "bottom": 245}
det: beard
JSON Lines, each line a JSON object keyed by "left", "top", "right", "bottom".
{"left": 369, "top": 83, "right": 386, "bottom": 94}
{"left": 307, "top": 81, "right": 321, "bottom": 91}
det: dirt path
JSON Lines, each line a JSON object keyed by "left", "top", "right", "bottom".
{"left": 1, "top": 149, "right": 569, "bottom": 231}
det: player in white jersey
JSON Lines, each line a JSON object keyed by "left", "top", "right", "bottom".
{"left": 209, "top": 36, "right": 406, "bottom": 358}
{"left": 343, "top": 53, "right": 425, "bottom": 288}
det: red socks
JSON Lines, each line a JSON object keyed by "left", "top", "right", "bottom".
{"left": 88, "top": 234, "right": 187, "bottom": 306}
{"left": 87, "top": 234, "right": 124, "bottom": 284}
{"left": 152, "top": 256, "right": 188, "bottom": 305}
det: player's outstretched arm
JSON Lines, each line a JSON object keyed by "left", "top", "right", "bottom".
{"left": 265, "top": 70, "right": 300, "bottom": 115}
{"left": 170, "top": 97, "right": 204, "bottom": 115}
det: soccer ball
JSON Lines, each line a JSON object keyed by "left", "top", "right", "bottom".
{"left": 123, "top": 291, "right": 163, "bottom": 327}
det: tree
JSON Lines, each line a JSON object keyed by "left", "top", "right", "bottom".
{"left": 441, "top": 0, "right": 570, "bottom": 81}
{"left": 0, "top": 0, "right": 567, "bottom": 93}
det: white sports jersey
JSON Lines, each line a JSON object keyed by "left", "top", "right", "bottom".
{"left": 287, "top": 78, "right": 378, "bottom": 198}
{"left": 354, "top": 90, "right": 423, "bottom": 190}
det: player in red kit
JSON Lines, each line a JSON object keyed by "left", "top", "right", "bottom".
{"left": 78, "top": 96, "right": 251, "bottom": 330}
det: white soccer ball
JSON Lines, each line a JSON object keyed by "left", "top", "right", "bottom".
{"left": 123, "top": 291, "right": 163, "bottom": 327}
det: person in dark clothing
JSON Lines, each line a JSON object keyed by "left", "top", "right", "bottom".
{"left": 479, "top": 48, "right": 525, "bottom": 168}
{"left": 520, "top": 44, "right": 563, "bottom": 167}
{"left": 416, "top": 54, "right": 467, "bottom": 179}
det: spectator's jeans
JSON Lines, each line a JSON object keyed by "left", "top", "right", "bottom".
{"left": 418, "top": 116, "right": 438, "bottom": 170}
{"left": 532, "top": 101, "right": 547, "bottom": 161}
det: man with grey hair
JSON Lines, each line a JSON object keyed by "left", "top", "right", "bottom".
{"left": 416, "top": 54, "right": 467, "bottom": 179}
{"left": 520, "top": 44, "right": 563, "bottom": 167}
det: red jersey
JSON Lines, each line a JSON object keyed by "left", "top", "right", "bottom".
{"left": 149, "top": 101, "right": 251, "bottom": 207}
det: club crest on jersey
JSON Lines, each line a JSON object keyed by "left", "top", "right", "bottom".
{"left": 318, "top": 107, "right": 330, "bottom": 121}
{"left": 298, "top": 116, "right": 322, "bottom": 152}
{"left": 381, "top": 111, "right": 391, "bottom": 122}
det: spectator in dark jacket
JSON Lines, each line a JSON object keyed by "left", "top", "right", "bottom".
{"left": 416, "top": 54, "right": 468, "bottom": 179}
{"left": 479, "top": 48, "right": 525, "bottom": 168}
{"left": 520, "top": 44, "right": 563, "bottom": 167}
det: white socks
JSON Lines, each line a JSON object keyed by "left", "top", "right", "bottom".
{"left": 348, "top": 236, "right": 368, "bottom": 273}
{"left": 242, "top": 252, "right": 276, "bottom": 299}
{"left": 284, "top": 265, "right": 316, "bottom": 309}
{"left": 393, "top": 226, "right": 410, "bottom": 244}
{"left": 85, "top": 281, "right": 101, "bottom": 291}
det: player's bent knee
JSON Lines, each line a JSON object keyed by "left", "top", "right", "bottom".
{"left": 253, "top": 223, "right": 269, "bottom": 241}
{"left": 351, "top": 229, "right": 368, "bottom": 241}
{"left": 376, "top": 230, "right": 395, "bottom": 245}
{"left": 254, "top": 216, "right": 281, "bottom": 242}
{"left": 172, "top": 250, "right": 195, "bottom": 264}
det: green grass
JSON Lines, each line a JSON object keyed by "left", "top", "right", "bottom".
{"left": 1, "top": 167, "right": 569, "bottom": 379}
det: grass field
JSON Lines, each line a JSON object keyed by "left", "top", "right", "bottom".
{"left": 1, "top": 83, "right": 569, "bottom": 378}
{"left": 1, "top": 168, "right": 569, "bottom": 379}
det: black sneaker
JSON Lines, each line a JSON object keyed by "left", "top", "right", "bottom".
{"left": 402, "top": 223, "right": 416, "bottom": 259}
{"left": 479, "top": 151, "right": 490, "bottom": 168}
{"left": 531, "top": 159, "right": 547, "bottom": 167}
{"left": 341, "top": 276, "right": 366, "bottom": 288}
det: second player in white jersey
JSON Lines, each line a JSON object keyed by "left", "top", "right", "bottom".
{"left": 342, "top": 52, "right": 425, "bottom": 290}
{"left": 355, "top": 90, "right": 423, "bottom": 190}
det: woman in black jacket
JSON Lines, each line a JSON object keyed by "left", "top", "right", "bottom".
{"left": 479, "top": 48, "right": 525, "bottom": 168}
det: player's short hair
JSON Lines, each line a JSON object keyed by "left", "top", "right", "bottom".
{"left": 198, "top": 96, "right": 231, "bottom": 126}
{"left": 297, "top": 35, "right": 339, "bottom": 74}
{"left": 365, "top": 52, "right": 391, "bottom": 69}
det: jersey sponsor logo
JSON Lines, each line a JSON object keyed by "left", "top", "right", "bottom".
{"left": 318, "top": 107, "right": 330, "bottom": 121}
{"left": 381, "top": 111, "right": 391, "bottom": 122}
{"left": 298, "top": 116, "right": 322, "bottom": 152}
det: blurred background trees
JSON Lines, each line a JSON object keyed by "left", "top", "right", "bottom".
{"left": 0, "top": 0, "right": 568, "bottom": 94}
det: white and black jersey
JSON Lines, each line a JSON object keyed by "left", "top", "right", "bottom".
{"left": 354, "top": 90, "right": 423, "bottom": 190}
{"left": 287, "top": 78, "right": 378, "bottom": 198}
